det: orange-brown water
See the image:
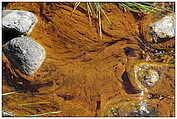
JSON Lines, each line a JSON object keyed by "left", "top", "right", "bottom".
{"left": 2, "top": 2, "right": 175, "bottom": 117}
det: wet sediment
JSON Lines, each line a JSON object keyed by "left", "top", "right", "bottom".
{"left": 2, "top": 3, "right": 175, "bottom": 117}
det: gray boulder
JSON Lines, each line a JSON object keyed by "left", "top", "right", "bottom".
{"left": 150, "top": 14, "right": 175, "bottom": 39}
{"left": 3, "top": 37, "right": 46, "bottom": 75}
{"left": 2, "top": 10, "right": 38, "bottom": 35}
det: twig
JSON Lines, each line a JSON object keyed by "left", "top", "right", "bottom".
{"left": 2, "top": 91, "right": 17, "bottom": 96}
{"left": 27, "top": 111, "right": 62, "bottom": 117}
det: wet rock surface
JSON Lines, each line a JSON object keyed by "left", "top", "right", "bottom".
{"left": 2, "top": 10, "right": 38, "bottom": 35}
{"left": 102, "top": 95, "right": 174, "bottom": 117}
{"left": 127, "top": 61, "right": 175, "bottom": 96}
{"left": 150, "top": 14, "right": 175, "bottom": 40}
{"left": 3, "top": 37, "right": 46, "bottom": 75}
{"left": 2, "top": 10, "right": 38, "bottom": 43}
{"left": 2, "top": 111, "right": 15, "bottom": 117}
{"left": 135, "top": 66, "right": 159, "bottom": 87}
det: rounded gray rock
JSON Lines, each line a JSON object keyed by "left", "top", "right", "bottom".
{"left": 150, "top": 14, "right": 175, "bottom": 39}
{"left": 3, "top": 37, "right": 46, "bottom": 75}
{"left": 2, "top": 10, "right": 38, "bottom": 35}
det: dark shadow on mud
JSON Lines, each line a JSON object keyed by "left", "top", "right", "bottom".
{"left": 2, "top": 29, "right": 21, "bottom": 45}
{"left": 121, "top": 71, "right": 140, "bottom": 94}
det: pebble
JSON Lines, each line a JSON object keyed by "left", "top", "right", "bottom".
{"left": 2, "top": 10, "right": 38, "bottom": 35}
{"left": 3, "top": 37, "right": 46, "bottom": 75}
{"left": 150, "top": 14, "right": 175, "bottom": 39}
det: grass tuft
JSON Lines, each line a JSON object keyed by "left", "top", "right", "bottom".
{"left": 72, "top": 2, "right": 172, "bottom": 38}
{"left": 72, "top": 2, "right": 111, "bottom": 38}
{"left": 117, "top": 2, "right": 174, "bottom": 14}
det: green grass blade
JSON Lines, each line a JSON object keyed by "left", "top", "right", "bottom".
{"left": 118, "top": 3, "right": 141, "bottom": 13}
{"left": 133, "top": 3, "right": 157, "bottom": 13}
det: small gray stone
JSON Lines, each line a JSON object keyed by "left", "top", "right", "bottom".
{"left": 2, "top": 10, "right": 38, "bottom": 35}
{"left": 150, "top": 14, "right": 175, "bottom": 39}
{"left": 135, "top": 65, "right": 159, "bottom": 87}
{"left": 3, "top": 37, "right": 46, "bottom": 75}
{"left": 2, "top": 111, "right": 14, "bottom": 117}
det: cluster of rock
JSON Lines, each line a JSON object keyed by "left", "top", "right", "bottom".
{"left": 2, "top": 10, "right": 46, "bottom": 76}
{"left": 103, "top": 14, "right": 176, "bottom": 117}
{"left": 103, "top": 60, "right": 174, "bottom": 117}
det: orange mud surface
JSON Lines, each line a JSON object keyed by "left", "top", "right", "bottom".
{"left": 2, "top": 3, "right": 175, "bottom": 117}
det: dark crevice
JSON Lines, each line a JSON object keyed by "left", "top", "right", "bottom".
{"left": 95, "top": 100, "right": 101, "bottom": 116}
{"left": 121, "top": 71, "right": 140, "bottom": 94}
{"left": 103, "top": 38, "right": 127, "bottom": 47}
{"left": 58, "top": 94, "right": 74, "bottom": 100}
{"left": 124, "top": 47, "right": 137, "bottom": 57}
{"left": 137, "top": 34, "right": 156, "bottom": 53}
